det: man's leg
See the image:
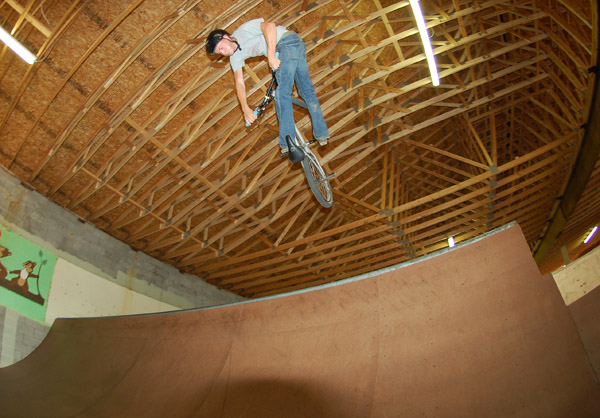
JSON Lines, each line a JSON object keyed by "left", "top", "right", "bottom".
{"left": 294, "top": 40, "right": 329, "bottom": 144}
{"left": 275, "top": 37, "right": 300, "bottom": 150}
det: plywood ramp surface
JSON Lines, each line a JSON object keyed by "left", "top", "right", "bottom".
{"left": 1, "top": 224, "right": 599, "bottom": 417}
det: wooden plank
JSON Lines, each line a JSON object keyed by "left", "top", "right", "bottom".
{"left": 464, "top": 115, "right": 494, "bottom": 165}
{"left": 323, "top": 40, "right": 549, "bottom": 165}
{"left": 538, "top": 0, "right": 592, "bottom": 55}
{"left": 4, "top": 0, "right": 52, "bottom": 37}
{"left": 202, "top": 133, "right": 573, "bottom": 278}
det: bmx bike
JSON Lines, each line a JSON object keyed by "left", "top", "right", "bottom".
{"left": 247, "top": 66, "right": 334, "bottom": 208}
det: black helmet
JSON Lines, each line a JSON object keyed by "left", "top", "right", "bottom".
{"left": 206, "top": 29, "right": 230, "bottom": 55}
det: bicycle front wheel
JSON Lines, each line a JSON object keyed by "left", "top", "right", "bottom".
{"left": 301, "top": 150, "right": 333, "bottom": 208}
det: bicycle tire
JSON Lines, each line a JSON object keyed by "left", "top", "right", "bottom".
{"left": 301, "top": 149, "right": 333, "bottom": 208}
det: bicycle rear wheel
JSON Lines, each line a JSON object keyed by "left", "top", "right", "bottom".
{"left": 301, "top": 150, "right": 333, "bottom": 208}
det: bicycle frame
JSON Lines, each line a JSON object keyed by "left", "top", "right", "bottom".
{"left": 247, "top": 69, "right": 334, "bottom": 208}
{"left": 251, "top": 72, "right": 278, "bottom": 125}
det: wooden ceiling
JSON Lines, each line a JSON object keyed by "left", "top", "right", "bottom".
{"left": 1, "top": 0, "right": 598, "bottom": 298}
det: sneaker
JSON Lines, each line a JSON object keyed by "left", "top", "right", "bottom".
{"left": 315, "top": 136, "right": 329, "bottom": 146}
{"left": 280, "top": 146, "right": 289, "bottom": 157}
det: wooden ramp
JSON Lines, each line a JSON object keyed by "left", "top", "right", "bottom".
{"left": 1, "top": 223, "right": 599, "bottom": 417}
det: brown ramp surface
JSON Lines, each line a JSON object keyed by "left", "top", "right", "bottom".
{"left": 569, "top": 284, "right": 600, "bottom": 383}
{"left": 1, "top": 223, "right": 599, "bottom": 417}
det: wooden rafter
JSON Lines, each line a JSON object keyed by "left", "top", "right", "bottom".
{"left": 0, "top": 0, "right": 596, "bottom": 296}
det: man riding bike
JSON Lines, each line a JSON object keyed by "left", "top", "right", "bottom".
{"left": 206, "top": 19, "right": 329, "bottom": 156}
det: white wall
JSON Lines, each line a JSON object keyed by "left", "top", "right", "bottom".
{"left": 552, "top": 245, "right": 600, "bottom": 305}
{"left": 46, "top": 258, "right": 179, "bottom": 323}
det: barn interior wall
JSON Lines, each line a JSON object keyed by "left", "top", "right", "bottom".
{"left": 0, "top": 167, "right": 244, "bottom": 367}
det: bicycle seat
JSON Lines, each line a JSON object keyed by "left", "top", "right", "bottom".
{"left": 285, "top": 135, "right": 304, "bottom": 163}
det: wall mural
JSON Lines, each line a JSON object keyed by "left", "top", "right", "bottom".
{"left": 0, "top": 228, "right": 57, "bottom": 323}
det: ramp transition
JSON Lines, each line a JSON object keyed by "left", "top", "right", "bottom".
{"left": 1, "top": 223, "right": 599, "bottom": 417}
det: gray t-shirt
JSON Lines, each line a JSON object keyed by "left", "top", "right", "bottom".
{"left": 230, "top": 18, "right": 287, "bottom": 72}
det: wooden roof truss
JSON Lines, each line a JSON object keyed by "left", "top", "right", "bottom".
{"left": 0, "top": 0, "right": 596, "bottom": 297}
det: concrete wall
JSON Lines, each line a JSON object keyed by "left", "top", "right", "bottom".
{"left": 0, "top": 306, "right": 49, "bottom": 367}
{"left": 0, "top": 167, "right": 244, "bottom": 367}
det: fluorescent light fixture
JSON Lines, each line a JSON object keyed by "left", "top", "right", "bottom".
{"left": 0, "top": 26, "right": 36, "bottom": 64}
{"left": 409, "top": 0, "right": 439, "bottom": 86}
{"left": 584, "top": 226, "right": 598, "bottom": 244}
{"left": 448, "top": 236, "right": 455, "bottom": 248}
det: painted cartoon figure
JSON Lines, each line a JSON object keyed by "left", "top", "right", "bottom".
{"left": 0, "top": 245, "right": 11, "bottom": 280}
{"left": 9, "top": 261, "right": 39, "bottom": 293}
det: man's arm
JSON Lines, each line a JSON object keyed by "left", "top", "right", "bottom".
{"left": 233, "top": 68, "right": 257, "bottom": 125}
{"left": 260, "top": 21, "right": 280, "bottom": 70}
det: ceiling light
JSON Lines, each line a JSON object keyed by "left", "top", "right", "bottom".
{"left": 448, "top": 236, "right": 455, "bottom": 247}
{"left": 0, "top": 26, "right": 36, "bottom": 65}
{"left": 409, "top": 0, "right": 439, "bottom": 86}
{"left": 584, "top": 226, "right": 598, "bottom": 244}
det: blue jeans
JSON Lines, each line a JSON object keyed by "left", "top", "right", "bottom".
{"left": 274, "top": 33, "right": 329, "bottom": 148}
